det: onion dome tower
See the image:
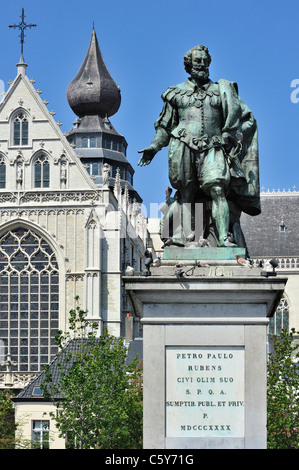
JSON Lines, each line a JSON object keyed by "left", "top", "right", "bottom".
{"left": 66, "top": 28, "right": 141, "bottom": 201}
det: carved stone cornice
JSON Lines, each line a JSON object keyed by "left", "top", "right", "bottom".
{"left": 0, "top": 190, "right": 102, "bottom": 205}
{"left": 0, "top": 207, "right": 85, "bottom": 218}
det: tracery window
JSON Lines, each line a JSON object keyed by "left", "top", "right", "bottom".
{"left": 0, "top": 157, "right": 6, "bottom": 189}
{"left": 13, "top": 112, "right": 28, "bottom": 146}
{"left": 34, "top": 154, "right": 50, "bottom": 188}
{"left": 0, "top": 228, "right": 59, "bottom": 372}
{"left": 269, "top": 295, "right": 289, "bottom": 335}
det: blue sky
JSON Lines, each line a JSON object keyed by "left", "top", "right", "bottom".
{"left": 1, "top": 0, "right": 299, "bottom": 215}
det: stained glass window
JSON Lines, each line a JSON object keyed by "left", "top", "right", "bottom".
{"left": 0, "top": 158, "right": 6, "bottom": 189}
{"left": 0, "top": 228, "right": 59, "bottom": 372}
{"left": 34, "top": 155, "right": 50, "bottom": 188}
{"left": 13, "top": 112, "right": 28, "bottom": 146}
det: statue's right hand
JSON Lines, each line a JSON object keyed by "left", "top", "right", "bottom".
{"left": 137, "top": 147, "right": 156, "bottom": 166}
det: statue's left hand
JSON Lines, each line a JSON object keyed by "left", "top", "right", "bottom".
{"left": 137, "top": 147, "right": 156, "bottom": 166}
{"left": 222, "top": 132, "right": 237, "bottom": 148}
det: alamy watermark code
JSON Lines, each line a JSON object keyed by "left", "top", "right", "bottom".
{"left": 290, "top": 79, "right": 299, "bottom": 103}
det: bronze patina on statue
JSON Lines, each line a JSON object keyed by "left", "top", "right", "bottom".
{"left": 138, "top": 45, "right": 260, "bottom": 255}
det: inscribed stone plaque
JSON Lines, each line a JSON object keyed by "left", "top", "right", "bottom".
{"left": 165, "top": 347, "right": 245, "bottom": 438}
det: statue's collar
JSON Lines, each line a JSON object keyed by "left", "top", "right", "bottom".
{"left": 187, "top": 77, "right": 212, "bottom": 91}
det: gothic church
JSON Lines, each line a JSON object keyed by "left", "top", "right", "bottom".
{"left": 0, "top": 28, "right": 147, "bottom": 390}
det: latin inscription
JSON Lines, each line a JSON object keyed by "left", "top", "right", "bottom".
{"left": 165, "top": 347, "right": 245, "bottom": 438}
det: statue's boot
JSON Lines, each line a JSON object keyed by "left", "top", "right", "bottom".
{"left": 219, "top": 236, "right": 237, "bottom": 247}
{"left": 171, "top": 237, "right": 185, "bottom": 247}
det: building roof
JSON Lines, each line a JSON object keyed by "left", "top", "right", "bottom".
{"left": 14, "top": 339, "right": 83, "bottom": 401}
{"left": 66, "top": 28, "right": 121, "bottom": 119}
{"left": 65, "top": 28, "right": 142, "bottom": 203}
{"left": 14, "top": 338, "right": 143, "bottom": 401}
{"left": 241, "top": 188, "right": 299, "bottom": 257}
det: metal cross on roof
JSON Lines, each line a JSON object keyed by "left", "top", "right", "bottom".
{"left": 9, "top": 8, "right": 37, "bottom": 59}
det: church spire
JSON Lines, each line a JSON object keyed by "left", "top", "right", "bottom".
{"left": 66, "top": 28, "right": 121, "bottom": 119}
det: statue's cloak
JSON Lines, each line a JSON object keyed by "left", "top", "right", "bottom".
{"left": 218, "top": 79, "right": 260, "bottom": 216}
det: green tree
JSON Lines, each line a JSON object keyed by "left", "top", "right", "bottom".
{"left": 41, "top": 299, "right": 143, "bottom": 449}
{"left": 0, "top": 390, "right": 16, "bottom": 449}
{"left": 267, "top": 328, "right": 299, "bottom": 449}
{"left": 0, "top": 391, "right": 34, "bottom": 449}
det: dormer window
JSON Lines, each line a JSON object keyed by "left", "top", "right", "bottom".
{"left": 13, "top": 112, "right": 28, "bottom": 146}
{"left": 280, "top": 224, "right": 286, "bottom": 232}
{"left": 279, "top": 219, "right": 287, "bottom": 232}
{"left": 32, "top": 386, "right": 43, "bottom": 397}
{"left": 86, "top": 75, "right": 93, "bottom": 89}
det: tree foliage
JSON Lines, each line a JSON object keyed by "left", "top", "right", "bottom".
{"left": 41, "top": 299, "right": 143, "bottom": 449}
{"left": 267, "top": 328, "right": 299, "bottom": 449}
{"left": 0, "top": 390, "right": 16, "bottom": 449}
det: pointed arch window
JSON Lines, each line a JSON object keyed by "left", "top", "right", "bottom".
{"left": 34, "top": 154, "right": 50, "bottom": 188}
{"left": 269, "top": 295, "right": 289, "bottom": 335}
{"left": 13, "top": 112, "right": 28, "bottom": 146}
{"left": 0, "top": 156, "right": 6, "bottom": 189}
{"left": 0, "top": 228, "right": 59, "bottom": 372}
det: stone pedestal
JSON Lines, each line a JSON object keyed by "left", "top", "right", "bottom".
{"left": 124, "top": 260, "right": 287, "bottom": 449}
